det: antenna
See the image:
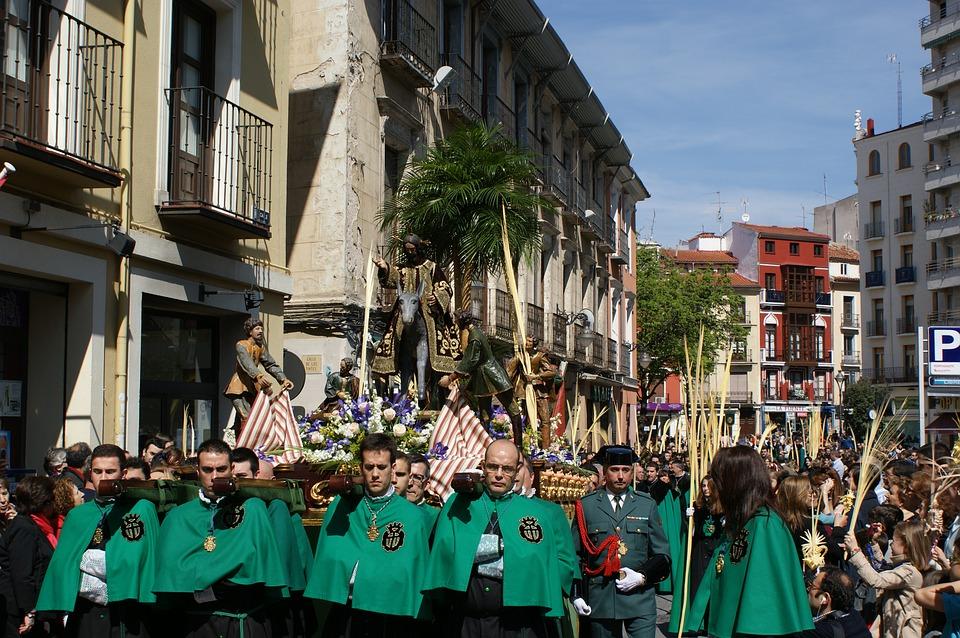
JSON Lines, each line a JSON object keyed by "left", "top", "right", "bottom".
{"left": 714, "top": 191, "right": 727, "bottom": 231}
{"left": 823, "top": 173, "right": 828, "bottom": 205}
{"left": 888, "top": 53, "right": 902, "bottom": 128}
{"left": 648, "top": 209, "right": 656, "bottom": 242}
{"left": 802, "top": 205, "right": 806, "bottom": 228}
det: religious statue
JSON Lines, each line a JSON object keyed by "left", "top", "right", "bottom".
{"left": 372, "top": 234, "right": 461, "bottom": 405}
{"left": 319, "top": 357, "right": 360, "bottom": 412}
{"left": 439, "top": 311, "right": 523, "bottom": 442}
{"left": 506, "top": 336, "right": 558, "bottom": 449}
{"left": 223, "top": 317, "right": 293, "bottom": 431}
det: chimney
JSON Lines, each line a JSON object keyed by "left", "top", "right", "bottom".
{"left": 867, "top": 118, "right": 875, "bottom": 137}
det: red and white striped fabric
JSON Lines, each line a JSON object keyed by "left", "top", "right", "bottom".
{"left": 236, "top": 390, "right": 302, "bottom": 465}
{"left": 428, "top": 386, "right": 492, "bottom": 500}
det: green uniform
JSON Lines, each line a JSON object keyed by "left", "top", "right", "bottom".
{"left": 573, "top": 488, "right": 670, "bottom": 638}
{"left": 37, "top": 498, "right": 160, "bottom": 610}
{"left": 266, "top": 500, "right": 307, "bottom": 592}
{"left": 688, "top": 506, "right": 813, "bottom": 638}
{"left": 305, "top": 489, "right": 431, "bottom": 619}
{"left": 154, "top": 493, "right": 290, "bottom": 637}
{"left": 424, "top": 489, "right": 576, "bottom": 619}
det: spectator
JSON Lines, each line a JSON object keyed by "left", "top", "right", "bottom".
{"left": 230, "top": 447, "right": 262, "bottom": 479}
{"left": 0, "top": 476, "right": 59, "bottom": 636}
{"left": 42, "top": 448, "right": 67, "bottom": 478}
{"left": 63, "top": 442, "right": 92, "bottom": 492}
{"left": 52, "top": 477, "right": 82, "bottom": 516}
{"left": 140, "top": 437, "right": 166, "bottom": 465}
{"left": 801, "top": 566, "right": 870, "bottom": 638}
{"left": 160, "top": 447, "right": 185, "bottom": 467}
{"left": 916, "top": 580, "right": 960, "bottom": 638}
{"left": 122, "top": 458, "right": 150, "bottom": 480}
{"left": 0, "top": 478, "right": 15, "bottom": 536}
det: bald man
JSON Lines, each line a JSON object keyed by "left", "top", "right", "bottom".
{"left": 423, "top": 440, "right": 576, "bottom": 637}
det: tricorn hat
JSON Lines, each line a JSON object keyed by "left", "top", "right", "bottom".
{"left": 591, "top": 445, "right": 639, "bottom": 467}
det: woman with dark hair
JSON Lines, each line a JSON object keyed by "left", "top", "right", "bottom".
{"left": 774, "top": 474, "right": 844, "bottom": 568}
{"left": 0, "top": 476, "right": 59, "bottom": 636}
{"left": 687, "top": 446, "right": 812, "bottom": 637}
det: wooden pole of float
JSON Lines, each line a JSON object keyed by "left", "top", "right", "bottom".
{"left": 358, "top": 240, "right": 377, "bottom": 398}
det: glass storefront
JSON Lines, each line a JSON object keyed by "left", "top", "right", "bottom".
{"left": 0, "top": 287, "right": 27, "bottom": 467}
{"left": 139, "top": 310, "right": 219, "bottom": 454}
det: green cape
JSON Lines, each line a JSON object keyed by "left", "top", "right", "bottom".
{"left": 291, "top": 512, "right": 313, "bottom": 584}
{"left": 423, "top": 490, "right": 576, "bottom": 618}
{"left": 656, "top": 488, "right": 687, "bottom": 595}
{"left": 304, "top": 492, "right": 431, "bottom": 618}
{"left": 36, "top": 499, "right": 160, "bottom": 611}
{"left": 688, "top": 506, "right": 813, "bottom": 638}
{"left": 153, "top": 495, "right": 288, "bottom": 593}
{"left": 267, "top": 499, "right": 307, "bottom": 591}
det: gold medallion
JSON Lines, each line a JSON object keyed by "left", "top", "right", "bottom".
{"left": 715, "top": 553, "right": 725, "bottom": 574}
{"left": 367, "top": 523, "right": 379, "bottom": 541}
{"left": 203, "top": 535, "right": 216, "bottom": 552}
{"left": 92, "top": 526, "right": 104, "bottom": 546}
{"left": 617, "top": 540, "right": 628, "bottom": 557}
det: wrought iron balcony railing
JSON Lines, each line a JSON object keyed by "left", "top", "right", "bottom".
{"left": 494, "top": 289, "right": 514, "bottom": 341}
{"left": 620, "top": 344, "right": 632, "bottom": 374}
{"left": 439, "top": 53, "right": 481, "bottom": 122}
{"left": 607, "top": 338, "right": 617, "bottom": 370}
{"left": 540, "top": 157, "right": 569, "bottom": 205}
{"left": 895, "top": 266, "right": 916, "bottom": 284}
{"left": 526, "top": 303, "right": 544, "bottom": 343}
{"left": 842, "top": 351, "right": 860, "bottom": 366}
{"left": 761, "top": 289, "right": 785, "bottom": 304}
{"left": 864, "top": 221, "right": 885, "bottom": 239}
{"left": 482, "top": 93, "right": 515, "bottom": 142}
{"left": 865, "top": 270, "right": 885, "bottom": 287}
{"left": 894, "top": 215, "right": 914, "bottom": 234}
{"left": 551, "top": 313, "right": 568, "bottom": 357}
{"left": 866, "top": 320, "right": 886, "bottom": 337}
{"left": 897, "top": 316, "right": 916, "bottom": 334}
{"left": 841, "top": 314, "right": 860, "bottom": 329}
{"left": 381, "top": 0, "right": 437, "bottom": 85}
{"left": 0, "top": 1, "right": 122, "bottom": 184}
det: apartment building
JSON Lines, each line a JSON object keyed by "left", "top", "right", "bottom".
{"left": 852, "top": 120, "right": 926, "bottom": 436}
{"left": 829, "top": 244, "right": 862, "bottom": 415}
{"left": 0, "top": 1, "right": 291, "bottom": 466}
{"left": 814, "top": 195, "right": 859, "bottom": 251}
{"left": 724, "top": 223, "right": 835, "bottom": 432}
{"left": 285, "top": 0, "right": 645, "bottom": 442}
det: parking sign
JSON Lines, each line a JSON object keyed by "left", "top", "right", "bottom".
{"left": 929, "top": 326, "right": 960, "bottom": 375}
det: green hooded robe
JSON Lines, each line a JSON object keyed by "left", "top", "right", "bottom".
{"left": 153, "top": 495, "right": 289, "bottom": 594}
{"left": 656, "top": 487, "right": 687, "bottom": 595}
{"left": 266, "top": 499, "right": 307, "bottom": 592}
{"left": 36, "top": 498, "right": 160, "bottom": 611}
{"left": 686, "top": 506, "right": 813, "bottom": 638}
{"left": 304, "top": 491, "right": 431, "bottom": 618}
{"left": 423, "top": 489, "right": 576, "bottom": 618}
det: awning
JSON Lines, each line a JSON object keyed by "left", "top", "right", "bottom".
{"left": 928, "top": 414, "right": 959, "bottom": 433}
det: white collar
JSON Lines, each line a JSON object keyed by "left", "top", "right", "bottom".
{"left": 198, "top": 488, "right": 224, "bottom": 506}
{"left": 365, "top": 485, "right": 396, "bottom": 501}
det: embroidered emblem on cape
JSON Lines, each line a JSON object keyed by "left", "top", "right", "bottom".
{"left": 381, "top": 522, "right": 405, "bottom": 552}
{"left": 120, "top": 513, "right": 145, "bottom": 541}
{"left": 703, "top": 518, "right": 716, "bottom": 536}
{"left": 222, "top": 504, "right": 245, "bottom": 529}
{"left": 518, "top": 516, "right": 543, "bottom": 544}
{"left": 730, "top": 528, "right": 749, "bottom": 563}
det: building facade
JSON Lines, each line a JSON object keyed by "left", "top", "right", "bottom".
{"left": 852, "top": 121, "right": 926, "bottom": 437}
{"left": 285, "top": 0, "right": 645, "bottom": 444}
{"left": 0, "top": 0, "right": 291, "bottom": 467}
{"left": 814, "top": 194, "right": 859, "bottom": 251}
{"left": 828, "top": 243, "right": 862, "bottom": 410}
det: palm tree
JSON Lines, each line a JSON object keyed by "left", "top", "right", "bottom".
{"left": 379, "top": 123, "right": 546, "bottom": 311}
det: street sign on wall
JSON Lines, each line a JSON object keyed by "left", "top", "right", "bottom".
{"left": 929, "top": 327, "right": 960, "bottom": 375}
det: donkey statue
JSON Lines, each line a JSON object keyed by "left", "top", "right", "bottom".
{"left": 396, "top": 280, "right": 430, "bottom": 406}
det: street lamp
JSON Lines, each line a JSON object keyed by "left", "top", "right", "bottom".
{"left": 638, "top": 352, "right": 652, "bottom": 370}
{"left": 834, "top": 370, "right": 847, "bottom": 438}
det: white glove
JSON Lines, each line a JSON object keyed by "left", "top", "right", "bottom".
{"left": 573, "top": 597, "right": 592, "bottom": 616}
{"left": 686, "top": 507, "right": 695, "bottom": 517}
{"left": 615, "top": 566, "right": 646, "bottom": 592}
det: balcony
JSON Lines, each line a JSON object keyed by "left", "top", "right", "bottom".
{"left": 866, "top": 320, "right": 886, "bottom": 337}
{"left": 551, "top": 313, "right": 568, "bottom": 358}
{"left": 841, "top": 314, "right": 860, "bottom": 329}
{"left": 573, "top": 324, "right": 589, "bottom": 362}
{"left": 761, "top": 288, "right": 785, "bottom": 305}
{"left": 865, "top": 270, "right": 885, "bottom": 287}
{"left": 161, "top": 87, "right": 273, "bottom": 239}
{"left": 725, "top": 391, "right": 754, "bottom": 404}
{"left": 864, "top": 367, "right": 914, "bottom": 384}
{"left": 920, "top": 4, "right": 960, "bottom": 47}
{"left": 482, "top": 93, "right": 515, "bottom": 142}
{"left": 864, "top": 221, "right": 885, "bottom": 240}
{"left": 731, "top": 348, "right": 752, "bottom": 364}
{"left": 493, "top": 289, "right": 514, "bottom": 341}
{"left": 926, "top": 208, "right": 960, "bottom": 241}
{"left": 925, "top": 160, "right": 960, "bottom": 191}
{"left": 590, "top": 334, "right": 604, "bottom": 368}
{"left": 922, "top": 50, "right": 960, "bottom": 93}
{"left": 927, "top": 257, "right": 960, "bottom": 289}
{"left": 761, "top": 349, "right": 784, "bottom": 363}
{"left": 842, "top": 351, "right": 861, "bottom": 367}
{"left": 733, "top": 311, "right": 753, "bottom": 324}
{"left": 612, "top": 229, "right": 630, "bottom": 265}
{"left": 607, "top": 338, "right": 617, "bottom": 371}
{"left": 439, "top": 54, "right": 481, "bottom": 123}
{"left": 517, "top": 127, "right": 540, "bottom": 158}
{"left": 924, "top": 108, "right": 960, "bottom": 142}
{"left": 620, "top": 345, "right": 632, "bottom": 375}
{"left": 816, "top": 292, "right": 831, "bottom": 307}
{"left": 540, "top": 157, "right": 569, "bottom": 206}
{"left": 526, "top": 303, "right": 544, "bottom": 344}
{"left": 380, "top": 0, "right": 437, "bottom": 86}
{"left": 0, "top": 2, "right": 123, "bottom": 188}
{"left": 894, "top": 215, "right": 915, "bottom": 234}
{"left": 813, "top": 390, "right": 832, "bottom": 403}
{"left": 817, "top": 351, "right": 833, "bottom": 366}
{"left": 929, "top": 309, "right": 960, "bottom": 325}
{"left": 897, "top": 316, "right": 917, "bottom": 334}
{"left": 895, "top": 266, "right": 916, "bottom": 283}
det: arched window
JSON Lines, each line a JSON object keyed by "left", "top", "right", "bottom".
{"left": 868, "top": 149, "right": 881, "bottom": 176}
{"left": 898, "top": 143, "right": 911, "bottom": 169}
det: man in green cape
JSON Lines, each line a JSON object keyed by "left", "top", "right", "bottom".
{"left": 304, "top": 432, "right": 433, "bottom": 637}
{"left": 570, "top": 445, "right": 671, "bottom": 638}
{"left": 36, "top": 444, "right": 159, "bottom": 637}
{"left": 153, "top": 439, "right": 290, "bottom": 637}
{"left": 423, "top": 439, "right": 577, "bottom": 637}
{"left": 405, "top": 454, "right": 441, "bottom": 530}
{"left": 650, "top": 460, "right": 688, "bottom": 595}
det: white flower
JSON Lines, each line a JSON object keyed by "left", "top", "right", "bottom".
{"left": 382, "top": 407, "right": 397, "bottom": 422}
{"left": 309, "top": 431, "right": 323, "bottom": 445}
{"left": 345, "top": 422, "right": 360, "bottom": 437}
{"left": 392, "top": 424, "right": 407, "bottom": 436}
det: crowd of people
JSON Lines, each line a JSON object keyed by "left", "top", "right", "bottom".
{"left": 0, "top": 427, "right": 959, "bottom": 638}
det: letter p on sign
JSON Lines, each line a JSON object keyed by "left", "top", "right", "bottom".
{"left": 929, "top": 327, "right": 960, "bottom": 375}
{"left": 935, "top": 330, "right": 960, "bottom": 360}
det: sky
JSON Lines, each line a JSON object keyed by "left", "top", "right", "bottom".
{"left": 544, "top": 1, "right": 930, "bottom": 247}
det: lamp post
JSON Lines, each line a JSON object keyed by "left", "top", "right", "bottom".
{"left": 834, "top": 370, "right": 847, "bottom": 439}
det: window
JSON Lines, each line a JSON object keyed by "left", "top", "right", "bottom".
{"left": 870, "top": 201, "right": 882, "bottom": 224}
{"left": 840, "top": 263, "right": 848, "bottom": 275}
{"left": 903, "top": 295, "right": 915, "bottom": 321}
{"left": 871, "top": 249, "right": 883, "bottom": 272}
{"left": 843, "top": 334, "right": 854, "bottom": 355}
{"left": 765, "top": 327, "right": 776, "bottom": 357}
{"left": 789, "top": 242, "right": 799, "bottom": 255}
{"left": 872, "top": 348, "right": 884, "bottom": 372}
{"left": 764, "top": 273, "right": 776, "bottom": 290}
{"left": 815, "top": 327, "right": 825, "bottom": 360}
{"left": 901, "top": 244, "right": 913, "bottom": 268}
{"left": 904, "top": 344, "right": 917, "bottom": 372}
{"left": 873, "top": 299, "right": 884, "bottom": 324}
{"left": 898, "top": 143, "right": 911, "bottom": 169}
{"left": 814, "top": 244, "right": 823, "bottom": 257}
{"left": 930, "top": 143, "right": 936, "bottom": 163}
{"left": 815, "top": 276, "right": 824, "bottom": 293}
{"left": 901, "top": 195, "right": 913, "bottom": 221}
{"left": 764, "top": 240, "right": 775, "bottom": 254}
{"left": 843, "top": 296, "right": 854, "bottom": 317}
{"left": 868, "top": 149, "right": 881, "bottom": 176}
{"left": 765, "top": 370, "right": 778, "bottom": 399}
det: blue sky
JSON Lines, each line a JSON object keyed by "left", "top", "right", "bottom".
{"left": 544, "top": 1, "right": 930, "bottom": 246}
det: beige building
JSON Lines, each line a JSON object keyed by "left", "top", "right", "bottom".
{"left": 0, "top": 1, "right": 291, "bottom": 467}
{"left": 829, "top": 243, "right": 862, "bottom": 419}
{"left": 852, "top": 120, "right": 926, "bottom": 436}
{"left": 285, "top": 0, "right": 646, "bottom": 443}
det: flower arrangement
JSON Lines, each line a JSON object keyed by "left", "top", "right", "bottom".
{"left": 298, "top": 392, "right": 436, "bottom": 466}
{"left": 485, "top": 406, "right": 580, "bottom": 467}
